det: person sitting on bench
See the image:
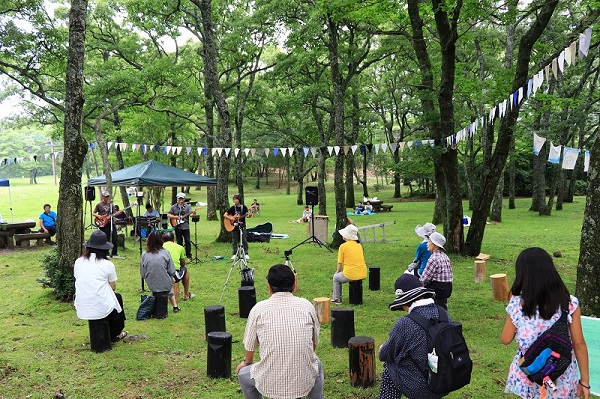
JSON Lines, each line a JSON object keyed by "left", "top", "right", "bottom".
{"left": 38, "top": 203, "right": 57, "bottom": 243}
{"left": 74, "top": 230, "right": 127, "bottom": 342}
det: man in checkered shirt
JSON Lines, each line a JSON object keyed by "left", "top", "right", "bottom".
{"left": 236, "top": 264, "right": 324, "bottom": 399}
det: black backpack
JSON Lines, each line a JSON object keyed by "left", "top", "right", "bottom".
{"left": 408, "top": 306, "right": 473, "bottom": 395}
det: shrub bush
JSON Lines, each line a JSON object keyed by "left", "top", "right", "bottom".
{"left": 37, "top": 247, "right": 75, "bottom": 301}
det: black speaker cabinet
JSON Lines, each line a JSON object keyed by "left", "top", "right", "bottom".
{"left": 305, "top": 186, "right": 319, "bottom": 206}
{"left": 84, "top": 186, "right": 96, "bottom": 202}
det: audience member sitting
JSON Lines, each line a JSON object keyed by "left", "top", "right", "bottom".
{"left": 331, "top": 224, "right": 367, "bottom": 305}
{"left": 38, "top": 203, "right": 57, "bottom": 243}
{"left": 354, "top": 202, "right": 364, "bottom": 215}
{"left": 363, "top": 201, "right": 373, "bottom": 214}
{"left": 249, "top": 198, "right": 260, "bottom": 215}
{"left": 291, "top": 205, "right": 312, "bottom": 223}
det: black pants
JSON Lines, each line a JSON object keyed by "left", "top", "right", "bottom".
{"left": 231, "top": 227, "right": 248, "bottom": 255}
{"left": 99, "top": 224, "right": 118, "bottom": 256}
{"left": 106, "top": 292, "right": 126, "bottom": 342}
{"left": 428, "top": 280, "right": 453, "bottom": 310}
{"left": 175, "top": 227, "right": 191, "bottom": 258}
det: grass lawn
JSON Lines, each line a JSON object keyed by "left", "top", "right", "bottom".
{"left": 0, "top": 176, "right": 586, "bottom": 398}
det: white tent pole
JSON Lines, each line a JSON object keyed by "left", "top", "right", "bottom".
{"left": 8, "top": 184, "right": 13, "bottom": 222}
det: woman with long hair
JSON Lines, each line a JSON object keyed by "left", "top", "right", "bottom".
{"left": 501, "top": 247, "right": 590, "bottom": 399}
{"left": 74, "top": 231, "right": 127, "bottom": 342}
{"left": 140, "top": 231, "right": 179, "bottom": 314}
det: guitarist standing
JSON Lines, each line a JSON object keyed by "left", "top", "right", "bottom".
{"left": 224, "top": 194, "right": 250, "bottom": 260}
{"left": 93, "top": 191, "right": 121, "bottom": 258}
{"left": 167, "top": 193, "right": 195, "bottom": 260}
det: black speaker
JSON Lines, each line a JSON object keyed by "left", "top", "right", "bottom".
{"left": 84, "top": 186, "right": 96, "bottom": 202}
{"left": 305, "top": 186, "right": 318, "bottom": 206}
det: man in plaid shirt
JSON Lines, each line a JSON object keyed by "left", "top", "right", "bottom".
{"left": 420, "top": 232, "right": 453, "bottom": 310}
{"left": 236, "top": 264, "right": 324, "bottom": 399}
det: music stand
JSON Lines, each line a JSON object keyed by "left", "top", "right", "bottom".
{"left": 289, "top": 204, "right": 332, "bottom": 253}
{"left": 188, "top": 215, "right": 203, "bottom": 264}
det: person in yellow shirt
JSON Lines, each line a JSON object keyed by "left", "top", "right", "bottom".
{"left": 331, "top": 224, "right": 367, "bottom": 305}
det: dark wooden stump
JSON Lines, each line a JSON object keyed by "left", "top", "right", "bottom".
{"left": 349, "top": 280, "right": 363, "bottom": 305}
{"left": 88, "top": 319, "right": 112, "bottom": 353}
{"left": 348, "top": 336, "right": 376, "bottom": 388}
{"left": 238, "top": 286, "right": 256, "bottom": 318}
{"left": 204, "top": 305, "right": 226, "bottom": 339}
{"left": 368, "top": 266, "right": 380, "bottom": 291}
{"left": 331, "top": 308, "right": 355, "bottom": 348}
{"left": 206, "top": 331, "right": 232, "bottom": 379}
{"left": 153, "top": 291, "right": 169, "bottom": 319}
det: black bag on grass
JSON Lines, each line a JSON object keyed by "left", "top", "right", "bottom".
{"left": 136, "top": 295, "right": 155, "bottom": 320}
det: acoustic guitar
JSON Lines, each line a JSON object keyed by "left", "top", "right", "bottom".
{"left": 224, "top": 213, "right": 250, "bottom": 232}
{"left": 169, "top": 208, "right": 202, "bottom": 227}
{"left": 95, "top": 203, "right": 137, "bottom": 228}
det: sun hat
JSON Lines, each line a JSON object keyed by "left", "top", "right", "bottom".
{"left": 429, "top": 232, "right": 446, "bottom": 249}
{"left": 84, "top": 230, "right": 114, "bottom": 250}
{"left": 101, "top": 191, "right": 110, "bottom": 197}
{"left": 267, "top": 264, "right": 296, "bottom": 290}
{"left": 415, "top": 222, "right": 436, "bottom": 238}
{"left": 389, "top": 274, "right": 435, "bottom": 311}
{"left": 338, "top": 224, "right": 359, "bottom": 241}
{"left": 176, "top": 192, "right": 186, "bottom": 199}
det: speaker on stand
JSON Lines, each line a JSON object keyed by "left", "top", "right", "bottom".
{"left": 84, "top": 186, "right": 96, "bottom": 230}
{"left": 288, "top": 186, "right": 332, "bottom": 253}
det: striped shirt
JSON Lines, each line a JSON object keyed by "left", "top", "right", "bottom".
{"left": 420, "top": 249, "right": 453, "bottom": 285}
{"left": 244, "top": 292, "right": 320, "bottom": 399}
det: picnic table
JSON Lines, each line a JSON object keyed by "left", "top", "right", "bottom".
{"left": 0, "top": 221, "right": 37, "bottom": 249}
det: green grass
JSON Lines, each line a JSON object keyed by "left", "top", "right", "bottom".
{"left": 0, "top": 176, "right": 586, "bottom": 398}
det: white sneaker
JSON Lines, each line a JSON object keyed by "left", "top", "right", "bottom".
{"left": 244, "top": 255, "right": 250, "bottom": 260}
{"left": 231, "top": 255, "right": 238, "bottom": 260}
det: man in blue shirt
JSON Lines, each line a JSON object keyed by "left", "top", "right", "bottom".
{"left": 38, "top": 203, "right": 57, "bottom": 243}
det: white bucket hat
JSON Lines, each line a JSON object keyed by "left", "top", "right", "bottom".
{"left": 176, "top": 192, "right": 186, "bottom": 199}
{"left": 429, "top": 232, "right": 446, "bottom": 249}
{"left": 338, "top": 224, "right": 359, "bottom": 241}
{"left": 415, "top": 222, "right": 436, "bottom": 238}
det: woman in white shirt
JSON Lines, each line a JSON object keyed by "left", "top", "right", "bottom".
{"left": 74, "top": 230, "right": 127, "bottom": 342}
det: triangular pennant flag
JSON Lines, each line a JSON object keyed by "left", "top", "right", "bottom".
{"left": 212, "top": 148, "right": 218, "bottom": 156}
{"left": 264, "top": 148, "right": 270, "bottom": 157}
{"left": 564, "top": 45, "right": 572, "bottom": 66}
{"left": 218, "top": 148, "right": 225, "bottom": 156}
{"left": 584, "top": 150, "right": 590, "bottom": 172}
{"left": 203, "top": 147, "right": 208, "bottom": 156}
{"left": 186, "top": 147, "right": 192, "bottom": 155}
{"left": 366, "top": 144, "right": 373, "bottom": 153}
{"left": 131, "top": 144, "right": 139, "bottom": 152}
{"left": 197, "top": 148, "right": 203, "bottom": 156}
{"left": 327, "top": 146, "right": 334, "bottom": 156}
{"left": 579, "top": 27, "right": 592, "bottom": 58}
{"left": 166, "top": 145, "right": 172, "bottom": 154}
{"left": 381, "top": 143, "right": 388, "bottom": 153}
{"left": 310, "top": 147, "right": 317, "bottom": 158}
{"left": 569, "top": 41, "right": 577, "bottom": 65}
{"left": 343, "top": 146, "right": 350, "bottom": 155}
{"left": 280, "top": 148, "right": 287, "bottom": 157}
{"left": 234, "top": 148, "right": 240, "bottom": 157}
{"left": 303, "top": 147, "right": 309, "bottom": 157}
{"left": 351, "top": 145, "right": 358, "bottom": 154}
{"left": 288, "top": 147, "right": 294, "bottom": 156}
{"left": 545, "top": 64, "right": 550, "bottom": 84}
{"left": 224, "top": 148, "right": 231, "bottom": 157}
{"left": 175, "top": 146, "right": 182, "bottom": 155}
{"left": 551, "top": 58, "right": 558, "bottom": 79}
{"left": 392, "top": 143, "right": 399, "bottom": 153}
{"left": 533, "top": 133, "right": 546, "bottom": 156}
{"left": 273, "top": 148, "right": 279, "bottom": 157}
{"left": 406, "top": 141, "right": 413, "bottom": 149}
{"left": 251, "top": 148, "right": 256, "bottom": 157}
{"left": 518, "top": 87, "right": 523, "bottom": 104}
{"left": 333, "top": 146, "right": 340, "bottom": 155}
{"left": 561, "top": 147, "right": 579, "bottom": 170}
{"left": 107, "top": 142, "right": 114, "bottom": 150}
{"left": 558, "top": 50, "right": 565, "bottom": 73}
{"left": 374, "top": 144, "right": 380, "bottom": 154}
{"left": 548, "top": 142, "right": 562, "bottom": 164}
{"left": 359, "top": 145, "right": 366, "bottom": 155}
{"left": 244, "top": 148, "right": 251, "bottom": 157}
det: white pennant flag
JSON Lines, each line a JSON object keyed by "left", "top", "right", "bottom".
{"left": 533, "top": 133, "right": 546, "bottom": 155}
{"left": 392, "top": 143, "right": 399, "bottom": 153}
{"left": 561, "top": 147, "right": 579, "bottom": 170}
{"left": 584, "top": 150, "right": 590, "bottom": 172}
{"left": 131, "top": 144, "right": 139, "bottom": 152}
{"left": 303, "top": 147, "right": 310, "bottom": 157}
{"left": 518, "top": 87, "right": 523, "bottom": 104}
{"left": 548, "top": 143, "right": 562, "bottom": 164}
{"left": 281, "top": 148, "right": 287, "bottom": 157}
{"left": 245, "top": 148, "right": 251, "bottom": 157}
{"left": 224, "top": 148, "right": 231, "bottom": 157}
{"left": 197, "top": 148, "right": 203, "bottom": 156}
{"left": 374, "top": 144, "right": 380, "bottom": 154}
{"left": 579, "top": 27, "right": 592, "bottom": 58}
{"left": 211, "top": 148, "right": 218, "bottom": 156}
{"left": 234, "top": 148, "right": 240, "bottom": 157}
{"left": 351, "top": 145, "right": 358, "bottom": 154}
{"left": 564, "top": 46, "right": 572, "bottom": 66}
{"left": 107, "top": 142, "right": 114, "bottom": 150}
{"left": 334, "top": 146, "right": 340, "bottom": 155}
{"left": 311, "top": 147, "right": 317, "bottom": 158}
{"left": 216, "top": 148, "right": 223, "bottom": 156}
{"left": 558, "top": 50, "right": 565, "bottom": 73}
{"left": 186, "top": 147, "right": 192, "bottom": 155}
{"left": 264, "top": 148, "right": 270, "bottom": 157}
{"left": 288, "top": 147, "right": 295, "bottom": 156}
{"left": 166, "top": 145, "right": 172, "bottom": 154}
{"left": 327, "top": 146, "right": 334, "bottom": 156}
{"left": 406, "top": 141, "right": 413, "bottom": 149}
{"left": 381, "top": 143, "right": 388, "bottom": 153}
{"left": 175, "top": 146, "right": 183, "bottom": 155}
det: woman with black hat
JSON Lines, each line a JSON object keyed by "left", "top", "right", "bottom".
{"left": 378, "top": 274, "right": 446, "bottom": 399}
{"left": 74, "top": 230, "right": 127, "bottom": 342}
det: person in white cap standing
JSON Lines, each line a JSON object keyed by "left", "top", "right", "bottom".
{"left": 330, "top": 224, "right": 367, "bottom": 305}
{"left": 167, "top": 192, "right": 196, "bottom": 260}
{"left": 419, "top": 231, "right": 453, "bottom": 310}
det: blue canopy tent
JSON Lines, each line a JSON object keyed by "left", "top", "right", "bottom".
{"left": 0, "top": 178, "right": 13, "bottom": 222}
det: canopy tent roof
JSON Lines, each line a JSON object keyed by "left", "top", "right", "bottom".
{"left": 87, "top": 160, "right": 217, "bottom": 187}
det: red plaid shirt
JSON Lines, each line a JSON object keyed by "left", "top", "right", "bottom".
{"left": 420, "top": 250, "right": 453, "bottom": 285}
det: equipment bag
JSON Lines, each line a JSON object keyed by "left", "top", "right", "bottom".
{"left": 136, "top": 295, "right": 155, "bottom": 320}
{"left": 408, "top": 306, "right": 473, "bottom": 395}
{"left": 518, "top": 309, "right": 572, "bottom": 386}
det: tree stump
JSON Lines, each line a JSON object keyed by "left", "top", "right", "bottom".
{"left": 348, "top": 336, "right": 376, "bottom": 388}
{"left": 312, "top": 297, "right": 331, "bottom": 324}
{"left": 331, "top": 308, "right": 355, "bottom": 348}
{"left": 490, "top": 273, "right": 510, "bottom": 301}
{"left": 204, "top": 305, "right": 226, "bottom": 339}
{"left": 88, "top": 319, "right": 112, "bottom": 353}
{"left": 206, "top": 331, "right": 232, "bottom": 379}
{"left": 349, "top": 280, "right": 363, "bottom": 305}
{"left": 369, "top": 266, "right": 380, "bottom": 291}
{"left": 474, "top": 260, "right": 486, "bottom": 283}
{"left": 238, "top": 286, "right": 256, "bottom": 318}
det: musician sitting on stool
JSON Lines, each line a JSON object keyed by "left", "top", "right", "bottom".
{"left": 142, "top": 203, "right": 161, "bottom": 238}
{"left": 93, "top": 191, "right": 123, "bottom": 258}
{"left": 38, "top": 203, "right": 57, "bottom": 243}
{"left": 162, "top": 231, "right": 195, "bottom": 301}
{"left": 224, "top": 194, "right": 251, "bottom": 260}
{"left": 167, "top": 193, "right": 196, "bottom": 260}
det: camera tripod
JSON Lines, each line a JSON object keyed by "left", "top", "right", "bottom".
{"left": 290, "top": 204, "right": 332, "bottom": 253}
{"left": 84, "top": 200, "right": 96, "bottom": 230}
{"left": 188, "top": 216, "right": 204, "bottom": 264}
{"left": 219, "top": 222, "right": 254, "bottom": 303}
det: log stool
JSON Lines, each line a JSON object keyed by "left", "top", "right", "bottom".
{"left": 331, "top": 308, "right": 355, "bottom": 348}
{"left": 349, "top": 280, "right": 363, "bottom": 305}
{"left": 312, "top": 297, "right": 331, "bottom": 324}
{"left": 204, "top": 305, "right": 226, "bottom": 339}
{"left": 474, "top": 260, "right": 486, "bottom": 283}
{"left": 368, "top": 266, "right": 380, "bottom": 291}
{"left": 238, "top": 286, "right": 256, "bottom": 318}
{"left": 206, "top": 331, "right": 232, "bottom": 379}
{"left": 490, "top": 273, "right": 510, "bottom": 301}
{"left": 88, "top": 319, "right": 112, "bottom": 353}
{"left": 153, "top": 291, "right": 169, "bottom": 319}
{"left": 348, "top": 336, "right": 376, "bottom": 388}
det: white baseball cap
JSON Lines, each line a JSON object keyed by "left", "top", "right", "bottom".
{"left": 176, "top": 192, "right": 186, "bottom": 199}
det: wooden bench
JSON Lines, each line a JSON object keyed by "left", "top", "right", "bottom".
{"left": 14, "top": 232, "right": 51, "bottom": 247}
{"left": 380, "top": 205, "right": 393, "bottom": 212}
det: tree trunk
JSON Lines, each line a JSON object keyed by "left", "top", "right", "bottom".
{"left": 508, "top": 134, "right": 516, "bottom": 209}
{"left": 576, "top": 135, "right": 600, "bottom": 317}
{"left": 490, "top": 172, "right": 504, "bottom": 222}
{"left": 56, "top": 0, "right": 89, "bottom": 300}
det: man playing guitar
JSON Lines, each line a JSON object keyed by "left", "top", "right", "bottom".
{"left": 223, "top": 194, "right": 251, "bottom": 260}
{"left": 167, "top": 192, "right": 196, "bottom": 260}
{"left": 92, "top": 191, "right": 123, "bottom": 258}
